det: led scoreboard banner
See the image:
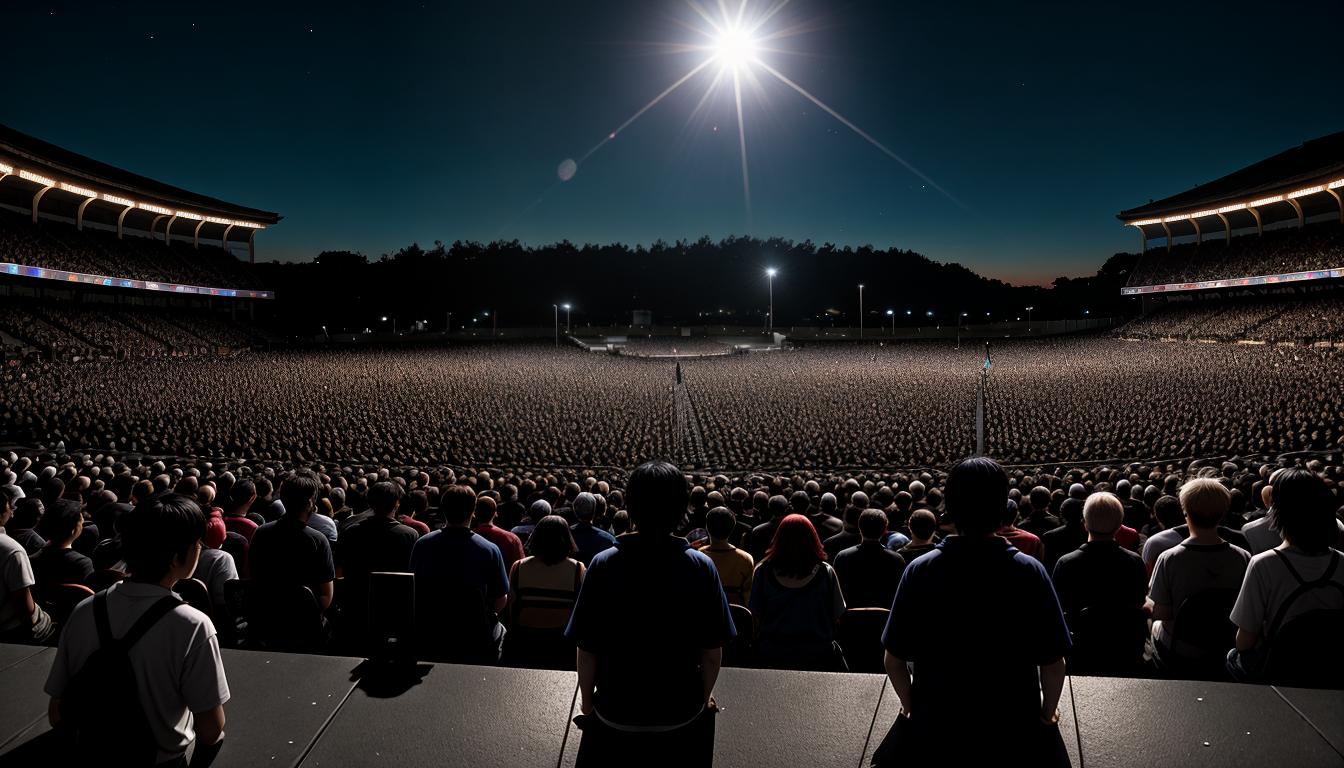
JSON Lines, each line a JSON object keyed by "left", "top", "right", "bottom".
{"left": 1120, "top": 267, "right": 1343, "bottom": 296}
{"left": 1, "top": 261, "right": 274, "bottom": 299}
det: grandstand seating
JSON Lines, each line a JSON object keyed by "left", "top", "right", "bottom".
{"left": 1120, "top": 294, "right": 1344, "bottom": 342}
{"left": 1128, "top": 222, "right": 1344, "bottom": 287}
{"left": 0, "top": 206, "right": 264, "bottom": 289}
{"left": 0, "top": 301, "right": 262, "bottom": 359}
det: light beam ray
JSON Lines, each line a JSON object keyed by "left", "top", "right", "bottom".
{"left": 757, "top": 60, "right": 967, "bottom": 209}
{"left": 732, "top": 68, "right": 753, "bottom": 232}
{"left": 747, "top": 0, "right": 793, "bottom": 34}
{"left": 579, "top": 57, "right": 715, "bottom": 165}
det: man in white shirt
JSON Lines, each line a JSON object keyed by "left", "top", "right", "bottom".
{"left": 46, "top": 493, "right": 230, "bottom": 767}
{"left": 0, "top": 485, "right": 54, "bottom": 644}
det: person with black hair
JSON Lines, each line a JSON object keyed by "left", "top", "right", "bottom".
{"left": 248, "top": 469, "right": 335, "bottom": 612}
{"left": 508, "top": 515, "right": 584, "bottom": 633}
{"left": 833, "top": 509, "right": 906, "bottom": 609}
{"left": 9, "top": 493, "right": 47, "bottom": 556}
{"left": 31, "top": 499, "right": 94, "bottom": 591}
{"left": 44, "top": 493, "right": 229, "bottom": 767}
{"left": 221, "top": 478, "right": 259, "bottom": 543}
{"left": 1228, "top": 468, "right": 1344, "bottom": 681}
{"left": 339, "top": 481, "right": 417, "bottom": 580}
{"left": 699, "top": 506, "right": 754, "bottom": 606}
{"left": 565, "top": 460, "right": 735, "bottom": 767}
{"left": 896, "top": 509, "right": 939, "bottom": 562}
{"left": 874, "top": 457, "right": 1071, "bottom": 766}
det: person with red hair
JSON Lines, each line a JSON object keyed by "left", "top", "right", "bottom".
{"left": 748, "top": 514, "right": 847, "bottom": 671}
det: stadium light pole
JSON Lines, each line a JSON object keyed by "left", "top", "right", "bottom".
{"left": 886, "top": 309, "right": 895, "bottom": 336}
{"left": 765, "top": 268, "right": 777, "bottom": 333}
{"left": 553, "top": 304, "right": 559, "bottom": 347}
{"left": 1025, "top": 306, "right": 1034, "bottom": 333}
{"left": 563, "top": 303, "right": 572, "bottom": 333}
{"left": 858, "top": 284, "right": 864, "bottom": 339}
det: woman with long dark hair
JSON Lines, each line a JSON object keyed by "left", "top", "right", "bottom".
{"left": 504, "top": 515, "right": 583, "bottom": 669}
{"left": 749, "top": 514, "right": 847, "bottom": 671}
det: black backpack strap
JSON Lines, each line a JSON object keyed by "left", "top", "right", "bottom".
{"left": 117, "top": 596, "right": 182, "bottom": 650}
{"left": 92, "top": 591, "right": 113, "bottom": 648}
{"left": 1268, "top": 551, "right": 1341, "bottom": 639}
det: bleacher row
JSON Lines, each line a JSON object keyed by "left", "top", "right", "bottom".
{"left": 0, "top": 302, "right": 263, "bottom": 359}
{"left": 1120, "top": 294, "right": 1344, "bottom": 343}
{"left": 1128, "top": 223, "right": 1344, "bottom": 287}
{"left": 0, "top": 206, "right": 264, "bottom": 290}
{"left": 1, "top": 642, "right": 1341, "bottom": 767}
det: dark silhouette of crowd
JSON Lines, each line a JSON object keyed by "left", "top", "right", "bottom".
{"left": 1121, "top": 293, "right": 1344, "bottom": 343}
{"left": 0, "top": 301, "right": 260, "bottom": 360}
{"left": 1128, "top": 222, "right": 1344, "bottom": 287}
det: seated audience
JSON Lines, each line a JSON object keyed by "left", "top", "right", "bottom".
{"left": 248, "top": 470, "right": 335, "bottom": 613}
{"left": 31, "top": 500, "right": 95, "bottom": 592}
{"left": 832, "top": 509, "right": 905, "bottom": 609}
{"left": 896, "top": 509, "right": 939, "bottom": 562}
{"left": 750, "top": 514, "right": 847, "bottom": 671}
{"left": 570, "top": 492, "right": 617, "bottom": 566}
{"left": 699, "top": 507, "right": 754, "bottom": 606}
{"left": 0, "top": 488, "right": 55, "bottom": 643}
{"left": 472, "top": 495, "right": 525, "bottom": 572}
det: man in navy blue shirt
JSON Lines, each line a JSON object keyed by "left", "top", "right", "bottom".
{"left": 566, "top": 460, "right": 735, "bottom": 766}
{"left": 410, "top": 484, "right": 509, "bottom": 664}
{"left": 874, "top": 457, "right": 1071, "bottom": 766}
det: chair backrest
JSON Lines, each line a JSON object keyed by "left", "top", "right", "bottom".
{"left": 1173, "top": 588, "right": 1240, "bottom": 654}
{"left": 836, "top": 607, "right": 890, "bottom": 673}
{"left": 45, "top": 583, "right": 96, "bottom": 627}
{"left": 249, "top": 582, "right": 324, "bottom": 652}
{"left": 87, "top": 569, "right": 128, "bottom": 593}
{"left": 724, "top": 604, "right": 755, "bottom": 668}
{"left": 172, "top": 577, "right": 213, "bottom": 620}
{"left": 368, "top": 572, "right": 415, "bottom": 659}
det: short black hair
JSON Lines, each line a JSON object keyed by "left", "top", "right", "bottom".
{"left": 705, "top": 506, "right": 735, "bottom": 540}
{"left": 122, "top": 493, "right": 206, "bottom": 582}
{"left": 908, "top": 509, "right": 937, "bottom": 540}
{"left": 527, "top": 515, "right": 578, "bottom": 565}
{"left": 13, "top": 497, "right": 43, "bottom": 529}
{"left": 279, "top": 469, "right": 322, "bottom": 516}
{"left": 441, "top": 484, "right": 477, "bottom": 525}
{"left": 944, "top": 456, "right": 1008, "bottom": 537}
{"left": 226, "top": 478, "right": 256, "bottom": 511}
{"left": 1270, "top": 468, "right": 1336, "bottom": 553}
{"left": 858, "top": 509, "right": 888, "bottom": 540}
{"left": 626, "top": 461, "right": 688, "bottom": 535}
{"left": 46, "top": 499, "right": 83, "bottom": 542}
{"left": 367, "top": 481, "right": 405, "bottom": 515}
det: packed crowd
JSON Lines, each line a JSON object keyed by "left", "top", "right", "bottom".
{"left": 616, "top": 337, "right": 735, "bottom": 356}
{"left": 1120, "top": 293, "right": 1344, "bottom": 342}
{"left": 1, "top": 450, "right": 1341, "bottom": 764}
{"left": 3, "top": 340, "right": 1341, "bottom": 470}
{"left": 0, "top": 302, "right": 261, "bottom": 360}
{"left": 1127, "top": 222, "right": 1344, "bottom": 287}
{"left": 0, "top": 207, "right": 264, "bottom": 289}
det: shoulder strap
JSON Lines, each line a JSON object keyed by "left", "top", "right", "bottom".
{"left": 93, "top": 591, "right": 113, "bottom": 648}
{"left": 118, "top": 596, "right": 182, "bottom": 649}
{"left": 1268, "top": 551, "right": 1342, "bottom": 639}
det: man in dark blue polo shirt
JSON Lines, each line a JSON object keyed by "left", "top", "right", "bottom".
{"left": 565, "top": 460, "right": 735, "bottom": 766}
{"left": 410, "top": 484, "right": 509, "bottom": 664}
{"left": 874, "top": 457, "right": 1072, "bottom": 766}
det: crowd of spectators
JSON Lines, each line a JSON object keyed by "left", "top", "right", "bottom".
{"left": 1128, "top": 222, "right": 1344, "bottom": 287}
{"left": 0, "top": 206, "right": 264, "bottom": 289}
{"left": 616, "top": 337, "right": 734, "bottom": 357}
{"left": 1121, "top": 293, "right": 1344, "bottom": 343}
{"left": 0, "top": 302, "right": 259, "bottom": 360}
{"left": 3, "top": 339, "right": 1341, "bottom": 470}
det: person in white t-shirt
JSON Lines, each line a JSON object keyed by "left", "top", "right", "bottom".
{"left": 1228, "top": 469, "right": 1344, "bottom": 681}
{"left": 0, "top": 485, "right": 54, "bottom": 644}
{"left": 46, "top": 493, "right": 230, "bottom": 767}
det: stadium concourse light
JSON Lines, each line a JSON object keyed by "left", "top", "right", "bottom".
{"left": 553, "top": 304, "right": 559, "bottom": 347}
{"left": 765, "top": 268, "right": 777, "bottom": 332}
{"left": 858, "top": 284, "right": 864, "bottom": 339}
{"left": 562, "top": 303, "right": 572, "bottom": 332}
{"left": 886, "top": 309, "right": 895, "bottom": 336}
{"left": 1026, "top": 306, "right": 1034, "bottom": 333}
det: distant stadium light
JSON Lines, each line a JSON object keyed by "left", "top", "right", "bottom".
{"left": 175, "top": 210, "right": 203, "bottom": 221}
{"left": 103, "top": 193, "right": 136, "bottom": 207}
{"left": 886, "top": 309, "right": 894, "bottom": 315}
{"left": 1287, "top": 186, "right": 1324, "bottom": 200}
{"left": 18, "top": 169, "right": 55, "bottom": 186}
{"left": 1248, "top": 195, "right": 1284, "bottom": 208}
{"left": 1125, "top": 175, "right": 1344, "bottom": 227}
{"left": 765, "top": 267, "right": 777, "bottom": 277}
{"left": 0, "top": 161, "right": 13, "bottom": 174}
{"left": 59, "top": 182, "right": 98, "bottom": 198}
{"left": 137, "top": 202, "right": 172, "bottom": 215}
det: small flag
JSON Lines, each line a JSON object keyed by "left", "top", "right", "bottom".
{"left": 982, "top": 343, "right": 992, "bottom": 372}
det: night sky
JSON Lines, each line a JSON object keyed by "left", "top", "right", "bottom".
{"left": 5, "top": 0, "right": 1341, "bottom": 285}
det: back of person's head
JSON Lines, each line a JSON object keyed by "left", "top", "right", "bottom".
{"left": 528, "top": 515, "right": 578, "bottom": 565}
{"left": 279, "top": 470, "right": 321, "bottom": 518}
{"left": 944, "top": 456, "right": 1008, "bottom": 537}
{"left": 1269, "top": 468, "right": 1336, "bottom": 553}
{"left": 329, "top": 486, "right": 346, "bottom": 509}
{"left": 47, "top": 500, "right": 83, "bottom": 544}
{"left": 1153, "top": 495, "right": 1184, "bottom": 528}
{"left": 441, "top": 484, "right": 477, "bottom": 526}
{"left": 893, "top": 490, "right": 912, "bottom": 513}
{"left": 573, "top": 492, "right": 598, "bottom": 522}
{"left": 403, "top": 490, "right": 429, "bottom": 517}
{"left": 765, "top": 514, "right": 826, "bottom": 577}
{"left": 367, "top": 481, "right": 405, "bottom": 516}
{"left": 1179, "top": 478, "right": 1230, "bottom": 531}
{"left": 626, "top": 461, "right": 688, "bottom": 535}
{"left": 203, "top": 508, "right": 227, "bottom": 550}
{"left": 611, "top": 509, "right": 631, "bottom": 536}
{"left": 908, "top": 480, "right": 926, "bottom": 502}
{"left": 1082, "top": 492, "right": 1123, "bottom": 536}
{"left": 789, "top": 490, "right": 810, "bottom": 515}
{"left": 473, "top": 495, "right": 498, "bottom": 525}
{"left": 819, "top": 492, "right": 838, "bottom": 514}
{"left": 908, "top": 509, "right": 937, "bottom": 540}
{"left": 1059, "top": 497, "right": 1084, "bottom": 526}
{"left": 1000, "top": 498, "right": 1019, "bottom": 528}
{"left": 1029, "top": 485, "right": 1051, "bottom": 512}
{"left": 858, "top": 509, "right": 888, "bottom": 541}
{"left": 226, "top": 478, "right": 256, "bottom": 512}
{"left": 767, "top": 494, "right": 790, "bottom": 521}
{"left": 705, "top": 506, "right": 735, "bottom": 541}
{"left": 13, "top": 496, "right": 43, "bottom": 529}
{"left": 122, "top": 493, "right": 205, "bottom": 582}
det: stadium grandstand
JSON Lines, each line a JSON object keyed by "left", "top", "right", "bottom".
{"left": 0, "top": 124, "right": 278, "bottom": 361}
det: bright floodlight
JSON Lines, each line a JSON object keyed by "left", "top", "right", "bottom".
{"left": 713, "top": 26, "right": 758, "bottom": 71}
{"left": 562, "top": 303, "right": 571, "bottom": 310}
{"left": 765, "top": 267, "right": 777, "bottom": 277}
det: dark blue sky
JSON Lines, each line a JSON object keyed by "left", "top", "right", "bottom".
{"left": 5, "top": 0, "right": 1341, "bottom": 284}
